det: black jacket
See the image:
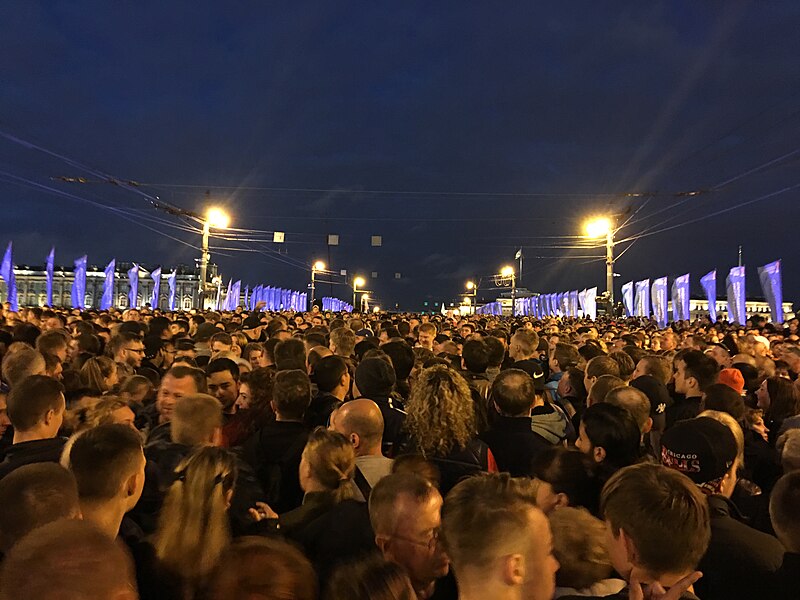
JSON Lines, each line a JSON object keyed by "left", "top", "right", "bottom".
{"left": 359, "top": 394, "right": 406, "bottom": 458}
{"left": 769, "top": 552, "right": 800, "bottom": 600}
{"left": 305, "top": 391, "right": 342, "bottom": 428}
{"left": 408, "top": 437, "right": 494, "bottom": 495}
{"left": 241, "top": 420, "right": 310, "bottom": 513}
{"left": 0, "top": 437, "right": 66, "bottom": 481}
{"left": 665, "top": 394, "right": 701, "bottom": 429}
{"left": 695, "top": 495, "right": 784, "bottom": 600}
{"left": 480, "top": 414, "right": 551, "bottom": 477}
{"left": 138, "top": 440, "right": 266, "bottom": 536}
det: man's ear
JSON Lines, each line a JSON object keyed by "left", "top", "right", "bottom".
{"left": 350, "top": 433, "right": 360, "bottom": 449}
{"left": 501, "top": 553, "right": 526, "bottom": 585}
{"left": 643, "top": 417, "right": 653, "bottom": 435}
{"left": 620, "top": 527, "right": 639, "bottom": 564}
{"left": 593, "top": 446, "right": 607, "bottom": 463}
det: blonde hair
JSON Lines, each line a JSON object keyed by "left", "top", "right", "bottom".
{"left": 699, "top": 409, "right": 745, "bottom": 468}
{"left": 154, "top": 447, "right": 237, "bottom": 586}
{"left": 404, "top": 365, "right": 475, "bottom": 456}
{"left": 302, "top": 428, "right": 356, "bottom": 503}
{"left": 79, "top": 356, "right": 116, "bottom": 393}
{"left": 548, "top": 507, "right": 614, "bottom": 590}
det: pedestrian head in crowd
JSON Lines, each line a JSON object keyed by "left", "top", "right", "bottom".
{"left": 576, "top": 403, "right": 641, "bottom": 477}
{"left": 330, "top": 326, "right": 356, "bottom": 357}
{"left": 673, "top": 349, "right": 719, "bottom": 398}
{"left": 777, "top": 428, "right": 800, "bottom": 472}
{"left": 583, "top": 356, "right": 620, "bottom": 395}
{"left": 154, "top": 446, "right": 238, "bottom": 590}
{"left": 299, "top": 427, "right": 356, "bottom": 502}
{"left": 61, "top": 423, "right": 146, "bottom": 539}
{"left": 0, "top": 463, "right": 81, "bottom": 552}
{"left": 548, "top": 507, "right": 624, "bottom": 598}
{"left": 6, "top": 375, "right": 65, "bottom": 446}
{"left": 1, "top": 343, "right": 46, "bottom": 389}
{"left": 0, "top": 519, "right": 138, "bottom": 600}
{"left": 370, "top": 473, "right": 449, "bottom": 598}
{"left": 603, "top": 386, "right": 652, "bottom": 437}
{"left": 442, "top": 472, "right": 559, "bottom": 600}
{"left": 172, "top": 393, "right": 223, "bottom": 446}
{"left": 355, "top": 356, "right": 396, "bottom": 399}
{"left": 70, "top": 396, "right": 137, "bottom": 433}
{"left": 118, "top": 374, "right": 155, "bottom": 405}
{"left": 531, "top": 446, "right": 602, "bottom": 516}
{"left": 757, "top": 376, "right": 800, "bottom": 438}
{"left": 275, "top": 338, "right": 307, "bottom": 371}
{"left": 770, "top": 471, "right": 800, "bottom": 553}
{"left": 702, "top": 382, "right": 746, "bottom": 420}
{"left": 327, "top": 555, "right": 416, "bottom": 600}
{"left": 156, "top": 364, "right": 207, "bottom": 424}
{"left": 206, "top": 358, "right": 240, "bottom": 415}
{"left": 208, "top": 536, "right": 317, "bottom": 600}
{"left": 630, "top": 355, "right": 670, "bottom": 386}
{"left": 586, "top": 374, "right": 626, "bottom": 406}
{"left": 78, "top": 355, "right": 118, "bottom": 395}
{"left": 609, "top": 351, "right": 635, "bottom": 382}
{"left": 601, "top": 464, "right": 710, "bottom": 596}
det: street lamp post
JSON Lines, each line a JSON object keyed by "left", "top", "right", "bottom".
{"left": 311, "top": 261, "right": 325, "bottom": 310}
{"left": 199, "top": 208, "right": 230, "bottom": 309}
{"left": 465, "top": 280, "right": 477, "bottom": 314}
{"left": 501, "top": 266, "right": 516, "bottom": 316}
{"left": 353, "top": 276, "right": 365, "bottom": 312}
{"left": 584, "top": 217, "right": 614, "bottom": 305}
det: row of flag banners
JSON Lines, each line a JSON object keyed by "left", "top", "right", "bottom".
{"left": 0, "top": 243, "right": 342, "bottom": 313}
{"left": 474, "top": 260, "right": 783, "bottom": 325}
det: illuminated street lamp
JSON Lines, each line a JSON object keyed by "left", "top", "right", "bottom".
{"left": 353, "top": 276, "right": 366, "bottom": 311}
{"left": 464, "top": 280, "right": 477, "bottom": 314}
{"left": 310, "top": 260, "right": 326, "bottom": 310}
{"left": 584, "top": 216, "right": 614, "bottom": 304}
{"left": 199, "top": 207, "right": 230, "bottom": 309}
{"left": 500, "top": 266, "right": 516, "bottom": 316}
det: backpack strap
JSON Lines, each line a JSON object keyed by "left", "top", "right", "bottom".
{"left": 353, "top": 465, "right": 373, "bottom": 501}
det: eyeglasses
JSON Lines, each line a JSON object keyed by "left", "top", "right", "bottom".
{"left": 124, "top": 347, "right": 145, "bottom": 355}
{"left": 390, "top": 529, "right": 440, "bottom": 552}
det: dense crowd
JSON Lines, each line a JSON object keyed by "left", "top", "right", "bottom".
{"left": 0, "top": 300, "right": 798, "bottom": 600}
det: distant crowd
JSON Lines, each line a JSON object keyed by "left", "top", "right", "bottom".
{"left": 0, "top": 300, "right": 798, "bottom": 600}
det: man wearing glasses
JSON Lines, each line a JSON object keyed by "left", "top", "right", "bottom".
{"left": 108, "top": 331, "right": 145, "bottom": 380}
{"left": 370, "top": 473, "right": 452, "bottom": 599}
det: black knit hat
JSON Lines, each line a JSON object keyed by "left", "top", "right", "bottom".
{"left": 355, "top": 357, "right": 396, "bottom": 398}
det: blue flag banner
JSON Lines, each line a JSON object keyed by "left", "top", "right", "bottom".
{"left": 726, "top": 266, "right": 746, "bottom": 325}
{"left": 584, "top": 287, "right": 598, "bottom": 320}
{"left": 701, "top": 270, "right": 717, "bottom": 323}
{"left": 128, "top": 264, "right": 139, "bottom": 309}
{"left": 72, "top": 255, "right": 87, "bottom": 310}
{"left": 0, "top": 242, "right": 18, "bottom": 312}
{"left": 569, "top": 291, "right": 579, "bottom": 318}
{"left": 45, "top": 247, "right": 54, "bottom": 306}
{"left": 101, "top": 259, "right": 115, "bottom": 310}
{"left": 622, "top": 281, "right": 634, "bottom": 317}
{"left": 671, "top": 273, "right": 690, "bottom": 322}
{"left": 634, "top": 279, "right": 650, "bottom": 318}
{"left": 758, "top": 260, "right": 783, "bottom": 324}
{"left": 651, "top": 277, "right": 668, "bottom": 328}
{"left": 243, "top": 285, "right": 249, "bottom": 309}
{"left": 231, "top": 280, "right": 241, "bottom": 309}
{"left": 151, "top": 267, "right": 162, "bottom": 308}
{"left": 222, "top": 279, "right": 232, "bottom": 311}
{"left": 168, "top": 270, "right": 177, "bottom": 311}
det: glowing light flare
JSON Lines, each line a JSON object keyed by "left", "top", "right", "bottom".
{"left": 466, "top": 281, "right": 475, "bottom": 290}
{"left": 205, "top": 207, "right": 230, "bottom": 229}
{"left": 584, "top": 217, "right": 612, "bottom": 238}
{"left": 353, "top": 276, "right": 366, "bottom": 287}
{"left": 313, "top": 261, "right": 326, "bottom": 271}
{"left": 500, "top": 266, "right": 514, "bottom": 277}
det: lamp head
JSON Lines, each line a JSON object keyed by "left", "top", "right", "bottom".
{"left": 466, "top": 281, "right": 475, "bottom": 290}
{"left": 354, "top": 276, "right": 366, "bottom": 287}
{"left": 500, "top": 266, "right": 514, "bottom": 277}
{"left": 313, "top": 260, "right": 326, "bottom": 271}
{"left": 584, "top": 217, "right": 612, "bottom": 238}
{"left": 206, "top": 207, "right": 230, "bottom": 229}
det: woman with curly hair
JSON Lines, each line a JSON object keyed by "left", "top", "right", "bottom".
{"left": 403, "top": 365, "right": 496, "bottom": 493}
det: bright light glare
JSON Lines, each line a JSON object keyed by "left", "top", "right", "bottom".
{"left": 206, "top": 207, "right": 230, "bottom": 229}
{"left": 464, "top": 297, "right": 472, "bottom": 305}
{"left": 500, "top": 266, "right": 514, "bottom": 277}
{"left": 466, "top": 281, "right": 475, "bottom": 290}
{"left": 373, "top": 306, "right": 380, "bottom": 313}
{"left": 313, "top": 261, "right": 326, "bottom": 271}
{"left": 584, "top": 217, "right": 612, "bottom": 238}
{"left": 354, "top": 276, "right": 366, "bottom": 287}
{"left": 362, "top": 294, "right": 370, "bottom": 301}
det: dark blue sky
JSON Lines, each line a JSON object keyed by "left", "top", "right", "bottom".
{"left": 2, "top": 1, "right": 799, "bottom": 310}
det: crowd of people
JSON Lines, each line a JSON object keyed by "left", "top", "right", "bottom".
{"left": 0, "top": 300, "right": 798, "bottom": 600}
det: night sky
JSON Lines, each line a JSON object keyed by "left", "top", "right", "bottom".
{"left": 2, "top": 2, "right": 799, "bottom": 311}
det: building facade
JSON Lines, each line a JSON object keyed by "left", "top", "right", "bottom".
{"left": 3, "top": 263, "right": 214, "bottom": 310}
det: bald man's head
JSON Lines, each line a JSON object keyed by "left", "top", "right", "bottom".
{"left": 331, "top": 398, "right": 384, "bottom": 455}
